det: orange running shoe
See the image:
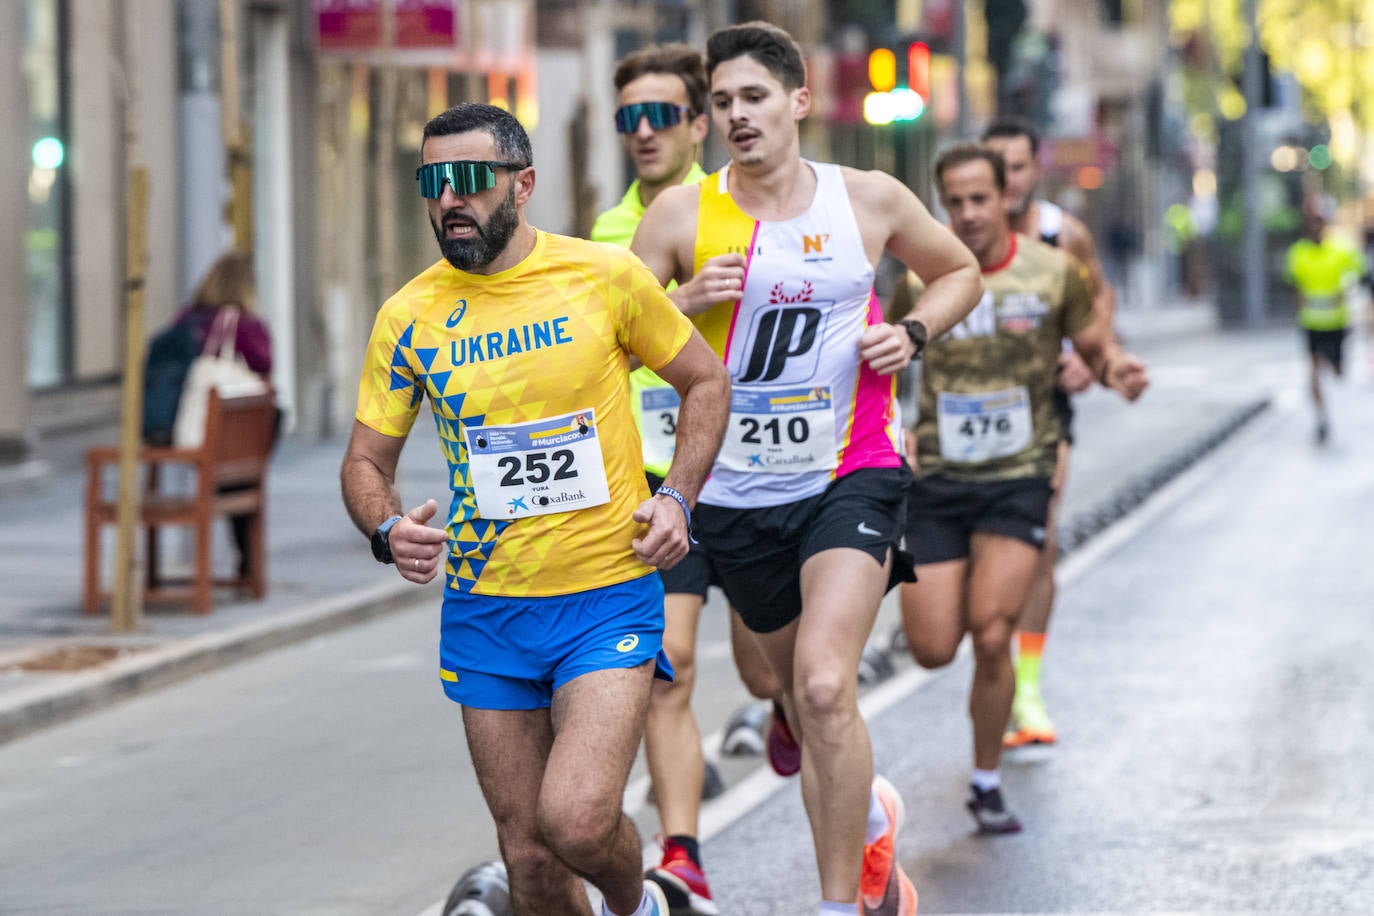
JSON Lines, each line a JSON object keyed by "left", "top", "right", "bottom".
{"left": 858, "top": 776, "right": 918, "bottom": 916}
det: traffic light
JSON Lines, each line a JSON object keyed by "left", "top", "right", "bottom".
{"left": 868, "top": 48, "right": 896, "bottom": 93}
{"left": 865, "top": 42, "right": 930, "bottom": 125}
{"left": 907, "top": 41, "right": 930, "bottom": 102}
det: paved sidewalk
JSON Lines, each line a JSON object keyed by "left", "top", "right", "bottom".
{"left": 0, "top": 303, "right": 1302, "bottom": 744}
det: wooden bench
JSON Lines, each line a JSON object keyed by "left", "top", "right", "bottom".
{"left": 84, "top": 390, "right": 279, "bottom": 615}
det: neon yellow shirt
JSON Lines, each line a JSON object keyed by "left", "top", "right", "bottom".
{"left": 592, "top": 163, "right": 707, "bottom": 476}
{"left": 1286, "top": 234, "right": 1365, "bottom": 331}
{"left": 355, "top": 230, "right": 694, "bottom": 597}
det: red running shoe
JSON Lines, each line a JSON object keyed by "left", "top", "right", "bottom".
{"left": 767, "top": 701, "right": 801, "bottom": 777}
{"left": 645, "top": 838, "right": 718, "bottom": 915}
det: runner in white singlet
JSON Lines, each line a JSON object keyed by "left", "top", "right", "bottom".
{"left": 633, "top": 22, "right": 983, "bottom": 916}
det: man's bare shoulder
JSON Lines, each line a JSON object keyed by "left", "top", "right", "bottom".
{"left": 1058, "top": 211, "right": 1099, "bottom": 256}
{"left": 648, "top": 181, "right": 704, "bottom": 216}
{"left": 839, "top": 165, "right": 907, "bottom": 208}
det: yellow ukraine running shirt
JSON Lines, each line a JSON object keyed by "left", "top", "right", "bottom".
{"left": 355, "top": 230, "right": 694, "bottom": 597}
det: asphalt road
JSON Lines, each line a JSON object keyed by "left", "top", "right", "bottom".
{"left": 701, "top": 389, "right": 1374, "bottom": 912}
{"left": 2, "top": 326, "right": 1371, "bottom": 914}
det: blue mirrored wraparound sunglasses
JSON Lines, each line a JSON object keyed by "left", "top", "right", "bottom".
{"left": 613, "top": 102, "right": 691, "bottom": 134}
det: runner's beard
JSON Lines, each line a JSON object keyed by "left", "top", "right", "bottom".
{"left": 433, "top": 185, "right": 519, "bottom": 271}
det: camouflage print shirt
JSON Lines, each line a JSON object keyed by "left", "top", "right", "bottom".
{"left": 915, "top": 234, "right": 1094, "bottom": 481}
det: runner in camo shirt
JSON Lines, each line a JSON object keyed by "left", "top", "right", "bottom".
{"left": 895, "top": 144, "right": 1147, "bottom": 835}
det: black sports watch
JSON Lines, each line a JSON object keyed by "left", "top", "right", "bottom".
{"left": 370, "top": 515, "right": 403, "bottom": 564}
{"left": 900, "top": 318, "right": 928, "bottom": 359}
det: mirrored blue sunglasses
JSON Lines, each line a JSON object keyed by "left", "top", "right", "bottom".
{"left": 613, "top": 102, "right": 691, "bottom": 134}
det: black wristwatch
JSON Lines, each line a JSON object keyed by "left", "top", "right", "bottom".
{"left": 900, "top": 318, "right": 928, "bottom": 359}
{"left": 370, "top": 515, "right": 403, "bottom": 564}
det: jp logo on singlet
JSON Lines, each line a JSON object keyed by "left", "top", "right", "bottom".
{"left": 733, "top": 305, "right": 832, "bottom": 383}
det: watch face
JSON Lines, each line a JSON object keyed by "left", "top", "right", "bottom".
{"left": 371, "top": 529, "right": 389, "bottom": 562}
{"left": 372, "top": 516, "right": 400, "bottom": 563}
{"left": 905, "top": 320, "right": 927, "bottom": 351}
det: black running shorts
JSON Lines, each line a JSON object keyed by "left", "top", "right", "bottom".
{"left": 1052, "top": 388, "right": 1076, "bottom": 445}
{"left": 646, "top": 472, "right": 721, "bottom": 599}
{"left": 905, "top": 474, "right": 1053, "bottom": 564}
{"left": 694, "top": 466, "right": 915, "bottom": 634}
{"left": 1306, "top": 328, "right": 1347, "bottom": 373}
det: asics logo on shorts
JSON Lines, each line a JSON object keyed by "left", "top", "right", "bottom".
{"left": 616, "top": 634, "right": 640, "bottom": 652}
{"left": 857, "top": 522, "right": 882, "bottom": 536}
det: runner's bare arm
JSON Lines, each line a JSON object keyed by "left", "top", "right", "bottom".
{"left": 848, "top": 169, "right": 983, "bottom": 341}
{"left": 1061, "top": 213, "right": 1118, "bottom": 330}
{"left": 631, "top": 330, "right": 730, "bottom": 569}
{"left": 341, "top": 422, "right": 406, "bottom": 534}
{"left": 1069, "top": 321, "right": 1148, "bottom": 402}
{"left": 1057, "top": 234, "right": 1115, "bottom": 391}
{"left": 341, "top": 421, "right": 447, "bottom": 582}
{"left": 634, "top": 185, "right": 745, "bottom": 318}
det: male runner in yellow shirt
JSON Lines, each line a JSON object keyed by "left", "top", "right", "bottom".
{"left": 341, "top": 103, "right": 729, "bottom": 916}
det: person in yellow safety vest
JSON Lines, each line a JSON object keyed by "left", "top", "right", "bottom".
{"left": 1285, "top": 196, "right": 1366, "bottom": 444}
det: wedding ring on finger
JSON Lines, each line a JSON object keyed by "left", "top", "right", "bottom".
{"left": 413, "top": 558, "right": 420, "bottom": 570}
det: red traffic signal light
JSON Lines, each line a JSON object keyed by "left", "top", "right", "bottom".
{"left": 907, "top": 41, "right": 930, "bottom": 100}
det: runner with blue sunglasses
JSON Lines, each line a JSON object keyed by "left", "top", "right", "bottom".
{"left": 614, "top": 101, "right": 693, "bottom": 134}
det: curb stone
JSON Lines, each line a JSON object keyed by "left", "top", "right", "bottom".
{"left": 0, "top": 578, "right": 438, "bottom": 746}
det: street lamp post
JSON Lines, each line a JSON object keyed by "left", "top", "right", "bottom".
{"left": 1240, "top": 0, "right": 1267, "bottom": 327}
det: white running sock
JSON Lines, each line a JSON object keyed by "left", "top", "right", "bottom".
{"left": 821, "top": 902, "right": 856, "bottom": 915}
{"left": 971, "top": 768, "right": 1001, "bottom": 791}
{"left": 865, "top": 784, "right": 890, "bottom": 844}
{"left": 602, "top": 889, "right": 654, "bottom": 916}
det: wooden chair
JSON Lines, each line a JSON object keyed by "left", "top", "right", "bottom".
{"left": 84, "top": 390, "right": 279, "bottom": 615}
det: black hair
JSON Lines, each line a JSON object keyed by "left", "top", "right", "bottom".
{"left": 421, "top": 103, "right": 533, "bottom": 167}
{"left": 706, "top": 21, "right": 806, "bottom": 91}
{"left": 935, "top": 144, "right": 1007, "bottom": 192}
{"left": 981, "top": 118, "right": 1040, "bottom": 156}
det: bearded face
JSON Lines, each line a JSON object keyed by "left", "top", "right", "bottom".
{"left": 431, "top": 182, "right": 521, "bottom": 272}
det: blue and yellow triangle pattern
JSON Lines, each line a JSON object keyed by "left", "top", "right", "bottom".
{"left": 355, "top": 232, "right": 694, "bottom": 597}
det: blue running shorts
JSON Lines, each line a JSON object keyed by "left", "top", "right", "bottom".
{"left": 438, "top": 573, "right": 674, "bottom": 710}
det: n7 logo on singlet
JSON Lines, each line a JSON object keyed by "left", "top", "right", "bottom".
{"left": 736, "top": 306, "right": 828, "bottom": 383}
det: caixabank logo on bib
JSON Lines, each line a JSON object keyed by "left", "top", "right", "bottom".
{"left": 505, "top": 488, "right": 589, "bottom": 515}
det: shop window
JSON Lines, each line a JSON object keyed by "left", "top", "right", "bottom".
{"left": 24, "top": 0, "right": 71, "bottom": 388}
